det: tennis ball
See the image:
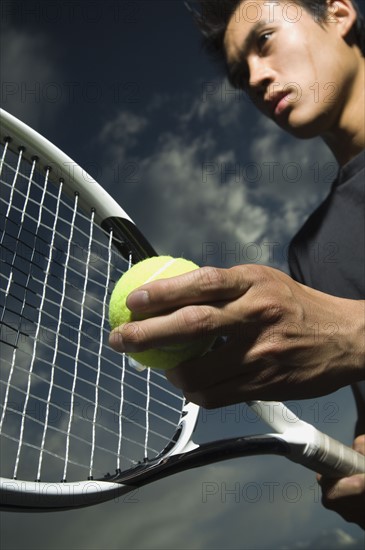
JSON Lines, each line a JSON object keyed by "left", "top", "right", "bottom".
{"left": 109, "top": 256, "right": 214, "bottom": 370}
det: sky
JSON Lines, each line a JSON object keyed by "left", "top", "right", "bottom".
{"left": 1, "top": 0, "right": 365, "bottom": 549}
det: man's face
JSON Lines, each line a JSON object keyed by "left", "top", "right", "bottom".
{"left": 224, "top": 0, "right": 358, "bottom": 139}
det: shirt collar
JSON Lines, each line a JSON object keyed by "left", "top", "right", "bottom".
{"left": 335, "top": 149, "right": 365, "bottom": 187}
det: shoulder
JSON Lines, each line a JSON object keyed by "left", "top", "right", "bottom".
{"left": 288, "top": 194, "right": 333, "bottom": 281}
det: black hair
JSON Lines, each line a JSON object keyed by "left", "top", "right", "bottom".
{"left": 185, "top": 0, "right": 365, "bottom": 61}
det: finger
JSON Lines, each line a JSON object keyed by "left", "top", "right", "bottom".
{"left": 353, "top": 434, "right": 365, "bottom": 454}
{"left": 126, "top": 265, "right": 253, "bottom": 315}
{"left": 181, "top": 372, "right": 281, "bottom": 408}
{"left": 166, "top": 339, "right": 289, "bottom": 404}
{"left": 165, "top": 339, "right": 246, "bottom": 392}
{"left": 109, "top": 302, "right": 244, "bottom": 353}
{"left": 319, "top": 475, "right": 365, "bottom": 499}
{"left": 167, "top": 344, "right": 315, "bottom": 405}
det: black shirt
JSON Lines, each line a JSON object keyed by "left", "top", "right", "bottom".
{"left": 289, "top": 150, "right": 365, "bottom": 428}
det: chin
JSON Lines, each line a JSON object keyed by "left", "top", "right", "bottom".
{"left": 278, "top": 110, "right": 332, "bottom": 140}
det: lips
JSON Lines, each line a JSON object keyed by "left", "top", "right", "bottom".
{"left": 265, "top": 91, "right": 291, "bottom": 118}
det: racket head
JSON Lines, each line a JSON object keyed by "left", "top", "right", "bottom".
{"left": 0, "top": 108, "right": 199, "bottom": 510}
{"left": 3, "top": 109, "right": 363, "bottom": 512}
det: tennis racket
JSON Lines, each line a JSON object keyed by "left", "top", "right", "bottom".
{"left": 1, "top": 108, "right": 364, "bottom": 512}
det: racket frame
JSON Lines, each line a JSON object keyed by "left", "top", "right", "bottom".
{"left": 1, "top": 109, "right": 364, "bottom": 513}
{"left": 0, "top": 108, "right": 155, "bottom": 261}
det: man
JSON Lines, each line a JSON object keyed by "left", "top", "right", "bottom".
{"left": 110, "top": 0, "right": 365, "bottom": 528}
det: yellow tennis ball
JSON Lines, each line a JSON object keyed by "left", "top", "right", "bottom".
{"left": 109, "top": 256, "right": 214, "bottom": 370}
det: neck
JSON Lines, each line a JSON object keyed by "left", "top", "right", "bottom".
{"left": 322, "top": 56, "right": 365, "bottom": 166}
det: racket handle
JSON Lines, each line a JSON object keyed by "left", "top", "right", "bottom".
{"left": 304, "top": 431, "right": 365, "bottom": 477}
{"left": 249, "top": 401, "right": 365, "bottom": 477}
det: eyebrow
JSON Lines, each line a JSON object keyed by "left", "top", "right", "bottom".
{"left": 225, "top": 20, "right": 272, "bottom": 88}
{"left": 239, "top": 20, "right": 269, "bottom": 56}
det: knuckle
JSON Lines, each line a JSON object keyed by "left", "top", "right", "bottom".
{"left": 320, "top": 483, "right": 338, "bottom": 507}
{"left": 197, "top": 266, "right": 226, "bottom": 292}
{"left": 263, "top": 300, "right": 286, "bottom": 323}
{"left": 347, "top": 475, "right": 365, "bottom": 494}
{"left": 176, "top": 305, "right": 215, "bottom": 336}
{"left": 237, "top": 263, "right": 270, "bottom": 284}
{"left": 121, "top": 322, "right": 143, "bottom": 343}
{"left": 247, "top": 295, "right": 285, "bottom": 324}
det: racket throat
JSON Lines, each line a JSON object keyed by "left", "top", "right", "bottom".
{"left": 105, "top": 435, "right": 290, "bottom": 488}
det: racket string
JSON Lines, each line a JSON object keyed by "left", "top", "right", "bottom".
{"left": 116, "top": 353, "right": 127, "bottom": 473}
{"left": 1, "top": 354, "right": 182, "bottom": 428}
{"left": 0, "top": 137, "right": 9, "bottom": 176}
{"left": 62, "top": 201, "right": 94, "bottom": 482}
{"left": 0, "top": 372, "right": 178, "bottom": 448}
{"left": 36, "top": 184, "right": 79, "bottom": 482}
{"left": 14, "top": 168, "right": 59, "bottom": 479}
{"left": 89, "top": 228, "right": 113, "bottom": 479}
{"left": 0, "top": 157, "right": 39, "bottom": 433}
{"left": 2, "top": 392, "right": 176, "bottom": 460}
{"left": 117, "top": 253, "right": 133, "bottom": 473}
{"left": 4, "top": 146, "right": 25, "bottom": 219}
{"left": 144, "top": 367, "right": 151, "bottom": 460}
{"left": 0, "top": 156, "right": 46, "bottom": 436}
{"left": 2, "top": 430, "right": 157, "bottom": 475}
{"left": 0, "top": 136, "right": 185, "bottom": 484}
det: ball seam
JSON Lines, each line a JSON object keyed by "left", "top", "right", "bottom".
{"left": 143, "top": 257, "right": 179, "bottom": 284}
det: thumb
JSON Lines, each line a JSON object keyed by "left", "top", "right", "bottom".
{"left": 353, "top": 434, "right": 365, "bottom": 455}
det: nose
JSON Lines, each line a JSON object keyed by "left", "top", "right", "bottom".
{"left": 247, "top": 56, "right": 274, "bottom": 95}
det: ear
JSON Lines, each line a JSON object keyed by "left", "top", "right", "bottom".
{"left": 325, "top": 0, "right": 358, "bottom": 39}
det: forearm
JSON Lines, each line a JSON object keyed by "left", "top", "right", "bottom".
{"left": 298, "top": 288, "right": 365, "bottom": 389}
{"left": 341, "top": 298, "right": 365, "bottom": 384}
{"left": 352, "top": 382, "right": 365, "bottom": 438}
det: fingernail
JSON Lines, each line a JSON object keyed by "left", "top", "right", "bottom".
{"left": 127, "top": 290, "right": 150, "bottom": 310}
{"left": 109, "top": 331, "right": 126, "bottom": 352}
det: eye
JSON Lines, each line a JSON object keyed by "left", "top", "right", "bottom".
{"left": 257, "top": 31, "right": 273, "bottom": 52}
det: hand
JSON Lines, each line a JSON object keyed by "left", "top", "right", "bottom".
{"left": 317, "top": 435, "right": 365, "bottom": 529}
{"left": 109, "top": 265, "right": 364, "bottom": 407}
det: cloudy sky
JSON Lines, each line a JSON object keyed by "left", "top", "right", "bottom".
{"left": 1, "top": 0, "right": 364, "bottom": 548}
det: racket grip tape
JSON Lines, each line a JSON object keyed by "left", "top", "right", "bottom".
{"left": 304, "top": 432, "right": 365, "bottom": 477}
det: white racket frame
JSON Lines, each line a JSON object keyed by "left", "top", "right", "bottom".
{"left": 0, "top": 402, "right": 200, "bottom": 510}
{"left": 0, "top": 109, "right": 129, "bottom": 224}
{"left": 1, "top": 109, "right": 364, "bottom": 512}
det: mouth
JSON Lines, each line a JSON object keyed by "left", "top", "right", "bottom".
{"left": 265, "top": 91, "right": 291, "bottom": 118}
